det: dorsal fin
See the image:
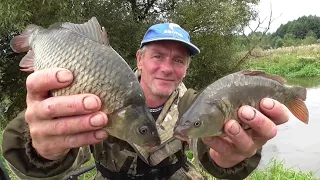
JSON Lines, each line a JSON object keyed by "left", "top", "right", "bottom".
{"left": 238, "top": 70, "right": 287, "bottom": 84}
{"left": 50, "top": 17, "right": 109, "bottom": 45}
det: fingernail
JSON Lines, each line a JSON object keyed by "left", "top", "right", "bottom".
{"left": 90, "top": 113, "right": 105, "bottom": 127}
{"left": 262, "top": 98, "right": 275, "bottom": 110}
{"left": 241, "top": 106, "right": 256, "bottom": 121}
{"left": 228, "top": 122, "right": 240, "bottom": 135}
{"left": 83, "top": 96, "right": 98, "bottom": 110}
{"left": 94, "top": 130, "right": 107, "bottom": 140}
{"left": 56, "top": 70, "right": 73, "bottom": 83}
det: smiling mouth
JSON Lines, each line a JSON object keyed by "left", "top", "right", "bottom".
{"left": 156, "top": 78, "right": 174, "bottom": 81}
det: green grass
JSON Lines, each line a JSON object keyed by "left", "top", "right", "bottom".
{"left": 1, "top": 128, "right": 319, "bottom": 180}
{"left": 248, "top": 159, "right": 318, "bottom": 180}
{"left": 243, "top": 44, "right": 320, "bottom": 78}
{"left": 187, "top": 151, "right": 319, "bottom": 180}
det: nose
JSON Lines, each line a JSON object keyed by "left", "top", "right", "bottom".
{"left": 160, "top": 58, "right": 174, "bottom": 75}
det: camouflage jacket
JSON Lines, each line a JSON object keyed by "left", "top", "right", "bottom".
{"left": 2, "top": 74, "right": 262, "bottom": 180}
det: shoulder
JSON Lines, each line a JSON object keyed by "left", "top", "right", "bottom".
{"left": 177, "top": 83, "right": 198, "bottom": 117}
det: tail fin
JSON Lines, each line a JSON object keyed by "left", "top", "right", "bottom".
{"left": 10, "top": 24, "right": 39, "bottom": 53}
{"left": 285, "top": 86, "right": 309, "bottom": 124}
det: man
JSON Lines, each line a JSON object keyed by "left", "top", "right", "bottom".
{"left": 2, "top": 23, "right": 289, "bottom": 180}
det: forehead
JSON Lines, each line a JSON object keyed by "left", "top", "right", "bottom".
{"left": 145, "top": 41, "right": 190, "bottom": 55}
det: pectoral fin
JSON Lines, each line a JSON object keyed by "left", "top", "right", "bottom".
{"left": 19, "top": 50, "right": 35, "bottom": 72}
{"left": 285, "top": 98, "right": 309, "bottom": 124}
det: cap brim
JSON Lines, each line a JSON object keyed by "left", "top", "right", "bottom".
{"left": 140, "top": 37, "right": 200, "bottom": 56}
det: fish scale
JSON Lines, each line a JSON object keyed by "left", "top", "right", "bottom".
{"left": 36, "top": 32, "right": 130, "bottom": 112}
{"left": 11, "top": 17, "right": 161, "bottom": 148}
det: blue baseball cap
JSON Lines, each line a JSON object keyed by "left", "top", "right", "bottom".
{"left": 140, "top": 23, "right": 200, "bottom": 56}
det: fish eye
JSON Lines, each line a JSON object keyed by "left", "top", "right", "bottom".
{"left": 139, "top": 126, "right": 149, "bottom": 135}
{"left": 194, "top": 121, "right": 201, "bottom": 127}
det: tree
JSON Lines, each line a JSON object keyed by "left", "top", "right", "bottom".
{"left": 283, "top": 33, "right": 296, "bottom": 46}
{"left": 274, "top": 38, "right": 284, "bottom": 48}
{"left": 302, "top": 30, "right": 317, "bottom": 45}
{"left": 273, "top": 15, "right": 320, "bottom": 40}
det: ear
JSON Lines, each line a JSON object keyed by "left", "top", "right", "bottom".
{"left": 136, "top": 50, "right": 143, "bottom": 70}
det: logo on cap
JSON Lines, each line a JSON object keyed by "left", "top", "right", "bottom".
{"left": 164, "top": 23, "right": 183, "bottom": 37}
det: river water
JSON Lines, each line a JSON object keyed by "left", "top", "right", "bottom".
{"left": 257, "top": 77, "right": 320, "bottom": 177}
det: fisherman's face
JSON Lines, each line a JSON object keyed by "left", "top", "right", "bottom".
{"left": 137, "top": 41, "right": 189, "bottom": 98}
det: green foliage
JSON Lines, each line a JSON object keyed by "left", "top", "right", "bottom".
{"left": 185, "top": 150, "right": 194, "bottom": 160}
{"left": 183, "top": 34, "right": 241, "bottom": 90}
{"left": 274, "top": 15, "right": 320, "bottom": 39}
{"left": 249, "top": 159, "right": 318, "bottom": 180}
{"left": 244, "top": 45, "right": 320, "bottom": 79}
{"left": 274, "top": 38, "right": 284, "bottom": 49}
{"left": 283, "top": 33, "right": 297, "bottom": 47}
{"left": 302, "top": 31, "right": 318, "bottom": 45}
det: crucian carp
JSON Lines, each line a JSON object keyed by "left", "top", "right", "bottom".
{"left": 10, "top": 17, "right": 161, "bottom": 148}
{"left": 173, "top": 70, "right": 309, "bottom": 140}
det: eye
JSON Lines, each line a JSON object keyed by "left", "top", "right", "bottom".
{"left": 194, "top": 121, "right": 201, "bottom": 127}
{"left": 139, "top": 126, "right": 149, "bottom": 135}
{"left": 174, "top": 59, "right": 182, "bottom": 63}
{"left": 153, "top": 55, "right": 162, "bottom": 59}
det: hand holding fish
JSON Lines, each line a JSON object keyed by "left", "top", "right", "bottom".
{"left": 202, "top": 98, "right": 289, "bottom": 168}
{"left": 24, "top": 68, "right": 108, "bottom": 160}
{"left": 11, "top": 17, "right": 161, "bottom": 160}
{"left": 174, "top": 70, "right": 309, "bottom": 168}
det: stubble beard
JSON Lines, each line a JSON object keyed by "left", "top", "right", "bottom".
{"left": 149, "top": 82, "right": 175, "bottom": 99}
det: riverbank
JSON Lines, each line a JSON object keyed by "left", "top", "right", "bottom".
{"left": 242, "top": 44, "right": 320, "bottom": 78}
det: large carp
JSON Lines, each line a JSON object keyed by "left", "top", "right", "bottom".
{"left": 10, "top": 17, "right": 160, "bottom": 148}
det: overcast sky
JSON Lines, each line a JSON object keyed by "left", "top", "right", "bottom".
{"left": 246, "top": 0, "right": 320, "bottom": 33}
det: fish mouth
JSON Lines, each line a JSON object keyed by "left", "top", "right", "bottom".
{"left": 173, "top": 127, "right": 190, "bottom": 142}
{"left": 142, "top": 141, "right": 161, "bottom": 152}
{"left": 139, "top": 136, "right": 161, "bottom": 151}
{"left": 144, "top": 145, "right": 159, "bottom": 152}
{"left": 174, "top": 134, "right": 190, "bottom": 143}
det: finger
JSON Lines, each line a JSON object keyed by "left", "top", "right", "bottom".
{"left": 238, "top": 105, "right": 278, "bottom": 140}
{"left": 35, "top": 130, "right": 108, "bottom": 159}
{"left": 223, "top": 120, "right": 257, "bottom": 157}
{"left": 202, "top": 136, "right": 247, "bottom": 168}
{"left": 26, "top": 68, "right": 73, "bottom": 102}
{"left": 208, "top": 148, "right": 246, "bottom": 168}
{"left": 34, "top": 94, "right": 101, "bottom": 119}
{"left": 65, "top": 130, "right": 108, "bottom": 148}
{"left": 202, "top": 136, "right": 235, "bottom": 156}
{"left": 260, "top": 98, "right": 289, "bottom": 125}
{"left": 32, "top": 112, "right": 108, "bottom": 137}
